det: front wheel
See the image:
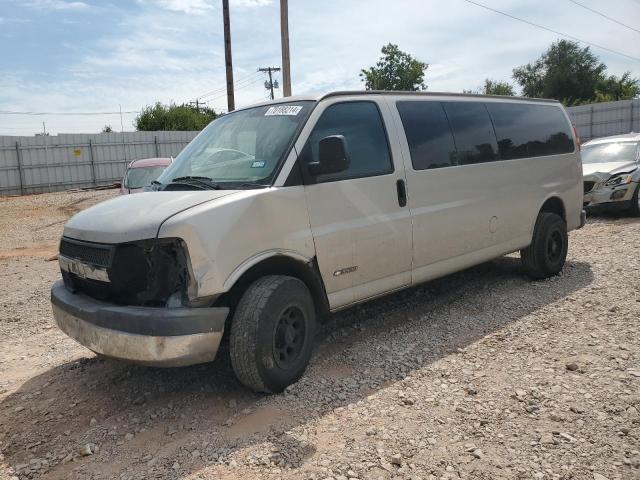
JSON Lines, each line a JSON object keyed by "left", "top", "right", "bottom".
{"left": 229, "top": 276, "right": 316, "bottom": 393}
{"left": 521, "top": 212, "right": 568, "bottom": 280}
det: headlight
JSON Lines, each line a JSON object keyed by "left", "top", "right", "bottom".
{"left": 605, "top": 173, "right": 633, "bottom": 187}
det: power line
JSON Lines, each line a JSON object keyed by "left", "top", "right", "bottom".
{"left": 196, "top": 71, "right": 263, "bottom": 100}
{"left": 461, "top": 0, "right": 640, "bottom": 62}
{"left": 195, "top": 71, "right": 262, "bottom": 99}
{"left": 0, "top": 110, "right": 139, "bottom": 116}
{"left": 567, "top": 0, "right": 640, "bottom": 34}
{"left": 200, "top": 75, "right": 266, "bottom": 103}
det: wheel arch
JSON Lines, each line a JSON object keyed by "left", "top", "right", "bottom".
{"left": 216, "top": 251, "right": 330, "bottom": 321}
{"left": 538, "top": 195, "right": 566, "bottom": 222}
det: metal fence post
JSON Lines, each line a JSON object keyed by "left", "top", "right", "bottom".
{"left": 154, "top": 135, "right": 160, "bottom": 157}
{"left": 589, "top": 105, "right": 594, "bottom": 139}
{"left": 89, "top": 139, "right": 97, "bottom": 185}
{"left": 15, "top": 141, "right": 24, "bottom": 195}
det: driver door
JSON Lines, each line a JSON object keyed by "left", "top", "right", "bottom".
{"left": 299, "top": 99, "right": 413, "bottom": 309}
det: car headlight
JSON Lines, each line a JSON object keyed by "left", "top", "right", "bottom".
{"left": 605, "top": 173, "right": 633, "bottom": 187}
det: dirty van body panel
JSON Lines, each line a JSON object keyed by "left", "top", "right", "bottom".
{"left": 158, "top": 187, "right": 316, "bottom": 301}
{"left": 389, "top": 95, "right": 581, "bottom": 285}
{"left": 290, "top": 96, "right": 413, "bottom": 310}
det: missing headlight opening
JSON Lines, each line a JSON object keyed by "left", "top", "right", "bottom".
{"left": 60, "top": 237, "right": 192, "bottom": 307}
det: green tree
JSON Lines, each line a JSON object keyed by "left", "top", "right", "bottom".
{"left": 360, "top": 43, "right": 428, "bottom": 91}
{"left": 135, "top": 102, "right": 218, "bottom": 131}
{"left": 102, "top": 125, "right": 113, "bottom": 133}
{"left": 482, "top": 79, "right": 515, "bottom": 96}
{"left": 465, "top": 79, "right": 515, "bottom": 96}
{"left": 512, "top": 40, "right": 607, "bottom": 105}
{"left": 595, "top": 72, "right": 640, "bottom": 102}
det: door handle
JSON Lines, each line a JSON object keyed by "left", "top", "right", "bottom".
{"left": 396, "top": 179, "right": 407, "bottom": 207}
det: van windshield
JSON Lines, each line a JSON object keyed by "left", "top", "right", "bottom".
{"left": 581, "top": 142, "right": 638, "bottom": 164}
{"left": 157, "top": 102, "right": 313, "bottom": 188}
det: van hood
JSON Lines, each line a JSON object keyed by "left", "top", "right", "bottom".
{"left": 63, "top": 190, "right": 238, "bottom": 243}
{"left": 582, "top": 161, "right": 638, "bottom": 177}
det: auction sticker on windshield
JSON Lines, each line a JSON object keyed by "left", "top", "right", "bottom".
{"left": 265, "top": 105, "right": 303, "bottom": 116}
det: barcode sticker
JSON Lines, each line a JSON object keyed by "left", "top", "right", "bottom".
{"left": 265, "top": 105, "right": 303, "bottom": 116}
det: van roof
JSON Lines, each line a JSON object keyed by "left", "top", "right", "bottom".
{"left": 242, "top": 90, "right": 561, "bottom": 109}
{"left": 582, "top": 132, "right": 640, "bottom": 145}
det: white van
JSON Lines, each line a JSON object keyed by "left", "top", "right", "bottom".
{"left": 51, "top": 92, "right": 585, "bottom": 393}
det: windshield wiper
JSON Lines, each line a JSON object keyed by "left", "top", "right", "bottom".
{"left": 170, "top": 176, "right": 221, "bottom": 190}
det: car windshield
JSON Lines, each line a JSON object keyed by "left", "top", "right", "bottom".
{"left": 124, "top": 165, "right": 167, "bottom": 189}
{"left": 157, "top": 102, "right": 313, "bottom": 188}
{"left": 581, "top": 141, "right": 638, "bottom": 164}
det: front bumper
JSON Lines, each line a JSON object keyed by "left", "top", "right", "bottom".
{"left": 584, "top": 181, "right": 637, "bottom": 212}
{"left": 51, "top": 280, "right": 228, "bottom": 367}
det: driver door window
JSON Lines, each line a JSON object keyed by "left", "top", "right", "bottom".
{"left": 301, "top": 101, "right": 393, "bottom": 183}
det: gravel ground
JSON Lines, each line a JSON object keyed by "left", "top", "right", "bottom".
{"left": 0, "top": 191, "right": 638, "bottom": 480}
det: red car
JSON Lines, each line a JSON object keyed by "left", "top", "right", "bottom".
{"left": 119, "top": 157, "right": 172, "bottom": 195}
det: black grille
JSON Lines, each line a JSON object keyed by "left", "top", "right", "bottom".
{"left": 583, "top": 181, "right": 595, "bottom": 193}
{"left": 59, "top": 238, "right": 114, "bottom": 267}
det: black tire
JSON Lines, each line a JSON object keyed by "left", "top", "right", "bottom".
{"left": 229, "top": 275, "right": 315, "bottom": 393}
{"left": 521, "top": 212, "right": 568, "bottom": 280}
{"left": 628, "top": 184, "right": 640, "bottom": 217}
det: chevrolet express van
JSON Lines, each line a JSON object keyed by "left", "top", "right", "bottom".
{"left": 52, "top": 91, "right": 585, "bottom": 393}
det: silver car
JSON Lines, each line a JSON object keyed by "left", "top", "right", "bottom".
{"left": 582, "top": 133, "right": 640, "bottom": 216}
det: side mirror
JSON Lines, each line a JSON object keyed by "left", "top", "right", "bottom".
{"left": 307, "top": 135, "right": 349, "bottom": 176}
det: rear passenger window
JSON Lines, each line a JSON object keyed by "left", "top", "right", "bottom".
{"left": 396, "top": 101, "right": 456, "bottom": 170}
{"left": 302, "top": 101, "right": 393, "bottom": 182}
{"left": 486, "top": 103, "right": 574, "bottom": 159}
{"left": 442, "top": 102, "right": 499, "bottom": 165}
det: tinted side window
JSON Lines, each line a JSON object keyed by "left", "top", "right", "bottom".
{"left": 442, "top": 102, "right": 499, "bottom": 165}
{"left": 302, "top": 102, "right": 393, "bottom": 182}
{"left": 396, "top": 101, "right": 457, "bottom": 170}
{"left": 486, "top": 103, "right": 574, "bottom": 159}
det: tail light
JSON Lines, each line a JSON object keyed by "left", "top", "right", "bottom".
{"left": 572, "top": 125, "right": 581, "bottom": 151}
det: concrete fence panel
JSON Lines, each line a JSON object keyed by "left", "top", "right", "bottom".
{"left": 567, "top": 99, "right": 639, "bottom": 141}
{"left": 0, "top": 130, "right": 199, "bottom": 195}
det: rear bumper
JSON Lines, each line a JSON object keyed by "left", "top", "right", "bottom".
{"left": 51, "top": 280, "right": 228, "bottom": 367}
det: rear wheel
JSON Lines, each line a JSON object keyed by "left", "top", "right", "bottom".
{"left": 229, "top": 275, "right": 315, "bottom": 393}
{"left": 628, "top": 184, "right": 640, "bottom": 217}
{"left": 521, "top": 212, "right": 568, "bottom": 279}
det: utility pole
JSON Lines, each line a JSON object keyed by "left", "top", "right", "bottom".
{"left": 222, "top": 0, "right": 235, "bottom": 111}
{"left": 280, "top": 0, "right": 291, "bottom": 97}
{"left": 259, "top": 66, "right": 281, "bottom": 100}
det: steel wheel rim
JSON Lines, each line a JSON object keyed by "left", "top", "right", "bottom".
{"left": 273, "top": 305, "right": 306, "bottom": 369}
{"left": 546, "top": 229, "right": 563, "bottom": 263}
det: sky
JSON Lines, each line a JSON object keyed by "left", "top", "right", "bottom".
{"left": 0, "top": 0, "right": 639, "bottom": 135}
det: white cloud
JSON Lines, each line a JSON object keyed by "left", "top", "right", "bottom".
{"left": 233, "top": 0, "right": 272, "bottom": 6}
{"left": 137, "top": 0, "right": 213, "bottom": 15}
{"left": 21, "top": 0, "right": 89, "bottom": 10}
{"left": 138, "top": 0, "right": 272, "bottom": 15}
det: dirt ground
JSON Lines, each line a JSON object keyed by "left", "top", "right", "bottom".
{"left": 0, "top": 190, "right": 638, "bottom": 480}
